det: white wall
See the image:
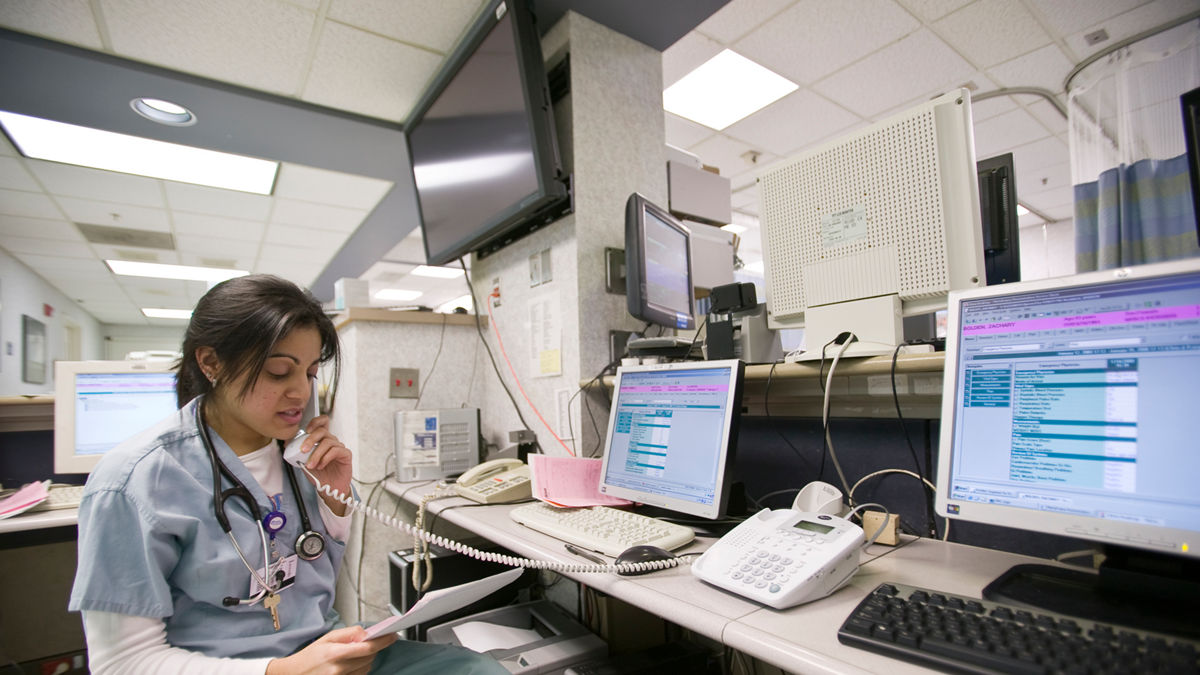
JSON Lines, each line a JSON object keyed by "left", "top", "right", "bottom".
{"left": 0, "top": 249, "right": 104, "bottom": 394}
{"left": 1019, "top": 219, "right": 1076, "bottom": 280}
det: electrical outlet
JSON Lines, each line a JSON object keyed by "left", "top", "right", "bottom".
{"left": 389, "top": 368, "right": 419, "bottom": 398}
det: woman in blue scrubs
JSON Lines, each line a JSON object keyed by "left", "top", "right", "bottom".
{"left": 70, "top": 274, "right": 504, "bottom": 674}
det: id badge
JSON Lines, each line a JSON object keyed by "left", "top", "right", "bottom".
{"left": 250, "top": 554, "right": 298, "bottom": 595}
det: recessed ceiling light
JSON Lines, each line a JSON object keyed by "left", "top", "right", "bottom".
{"left": 106, "top": 259, "right": 248, "bottom": 282}
{"left": 0, "top": 110, "right": 278, "bottom": 194}
{"left": 411, "top": 265, "right": 465, "bottom": 279}
{"left": 374, "top": 288, "right": 423, "bottom": 302}
{"left": 130, "top": 97, "right": 196, "bottom": 126}
{"left": 663, "top": 50, "right": 798, "bottom": 131}
{"left": 142, "top": 308, "right": 193, "bottom": 320}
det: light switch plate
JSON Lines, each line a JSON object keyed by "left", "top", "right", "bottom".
{"left": 389, "top": 368, "right": 419, "bottom": 398}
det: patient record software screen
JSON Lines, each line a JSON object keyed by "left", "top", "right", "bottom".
{"left": 947, "top": 272, "right": 1200, "bottom": 532}
{"left": 602, "top": 366, "right": 734, "bottom": 507}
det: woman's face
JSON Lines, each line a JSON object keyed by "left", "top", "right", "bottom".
{"left": 209, "top": 326, "right": 322, "bottom": 452}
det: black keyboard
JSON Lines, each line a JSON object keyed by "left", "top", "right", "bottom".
{"left": 838, "top": 582, "right": 1199, "bottom": 674}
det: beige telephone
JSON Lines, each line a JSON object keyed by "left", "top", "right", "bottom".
{"left": 454, "top": 458, "right": 531, "bottom": 504}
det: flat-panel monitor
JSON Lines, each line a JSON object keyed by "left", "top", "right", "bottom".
{"left": 977, "top": 152, "right": 1021, "bottom": 285}
{"left": 625, "top": 192, "right": 696, "bottom": 330}
{"left": 408, "top": 0, "right": 569, "bottom": 266}
{"left": 1183, "top": 85, "right": 1200, "bottom": 246}
{"left": 936, "top": 258, "right": 1200, "bottom": 634}
{"left": 758, "top": 89, "right": 985, "bottom": 360}
{"left": 54, "top": 360, "right": 178, "bottom": 474}
{"left": 597, "top": 359, "right": 744, "bottom": 520}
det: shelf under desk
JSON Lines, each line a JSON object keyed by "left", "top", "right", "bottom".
{"left": 383, "top": 479, "right": 1052, "bottom": 674}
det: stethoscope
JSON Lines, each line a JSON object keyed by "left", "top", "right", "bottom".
{"left": 195, "top": 399, "right": 326, "bottom": 607}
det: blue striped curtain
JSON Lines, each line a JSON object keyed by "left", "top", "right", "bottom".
{"left": 1074, "top": 153, "right": 1199, "bottom": 272}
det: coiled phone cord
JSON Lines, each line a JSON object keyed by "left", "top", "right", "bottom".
{"left": 302, "top": 466, "right": 685, "bottom": 576}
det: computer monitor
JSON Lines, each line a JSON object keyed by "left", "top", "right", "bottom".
{"left": 977, "top": 152, "right": 1021, "bottom": 285}
{"left": 757, "top": 89, "right": 985, "bottom": 360}
{"left": 597, "top": 359, "right": 744, "bottom": 520}
{"left": 936, "top": 258, "right": 1200, "bottom": 635}
{"left": 624, "top": 192, "right": 696, "bottom": 331}
{"left": 53, "top": 360, "right": 178, "bottom": 474}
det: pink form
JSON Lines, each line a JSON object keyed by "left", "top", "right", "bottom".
{"left": 528, "top": 455, "right": 632, "bottom": 508}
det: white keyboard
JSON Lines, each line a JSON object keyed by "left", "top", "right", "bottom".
{"left": 510, "top": 502, "right": 694, "bottom": 558}
{"left": 27, "top": 484, "right": 85, "bottom": 512}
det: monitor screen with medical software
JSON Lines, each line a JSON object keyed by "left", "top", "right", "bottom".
{"left": 598, "top": 359, "right": 744, "bottom": 520}
{"left": 937, "top": 259, "right": 1200, "bottom": 564}
{"left": 54, "top": 360, "right": 178, "bottom": 474}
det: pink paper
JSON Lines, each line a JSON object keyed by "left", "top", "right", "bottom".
{"left": 528, "top": 455, "right": 632, "bottom": 508}
{"left": 0, "top": 480, "right": 50, "bottom": 519}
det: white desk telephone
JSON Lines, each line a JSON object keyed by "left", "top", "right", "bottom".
{"left": 283, "top": 380, "right": 321, "bottom": 468}
{"left": 692, "top": 508, "right": 863, "bottom": 609}
{"left": 454, "top": 458, "right": 531, "bottom": 504}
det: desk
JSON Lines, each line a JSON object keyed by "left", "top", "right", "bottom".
{"left": 0, "top": 508, "right": 78, "bottom": 535}
{"left": 384, "top": 480, "right": 1050, "bottom": 674}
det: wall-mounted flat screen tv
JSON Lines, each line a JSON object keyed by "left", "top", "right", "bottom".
{"left": 407, "top": 0, "right": 570, "bottom": 266}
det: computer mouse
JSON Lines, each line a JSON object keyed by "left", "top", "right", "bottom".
{"left": 615, "top": 545, "right": 676, "bottom": 576}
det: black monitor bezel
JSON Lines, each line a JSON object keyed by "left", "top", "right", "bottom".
{"left": 976, "top": 152, "right": 1021, "bottom": 286}
{"left": 406, "top": 0, "right": 569, "bottom": 266}
{"left": 624, "top": 192, "right": 696, "bottom": 331}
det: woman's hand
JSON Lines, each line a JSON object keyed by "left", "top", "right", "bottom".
{"left": 265, "top": 626, "right": 396, "bottom": 675}
{"left": 296, "top": 415, "right": 353, "bottom": 516}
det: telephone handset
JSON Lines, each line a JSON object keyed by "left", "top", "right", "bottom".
{"left": 283, "top": 379, "right": 321, "bottom": 467}
{"left": 454, "top": 458, "right": 531, "bottom": 504}
{"left": 691, "top": 508, "right": 863, "bottom": 609}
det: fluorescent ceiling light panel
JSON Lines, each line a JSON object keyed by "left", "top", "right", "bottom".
{"left": 663, "top": 50, "right": 798, "bottom": 130}
{"left": 721, "top": 223, "right": 747, "bottom": 235}
{"left": 374, "top": 288, "right": 423, "bottom": 302}
{"left": 107, "top": 259, "right": 248, "bottom": 282}
{"left": 411, "top": 265, "right": 464, "bottom": 279}
{"left": 142, "top": 308, "right": 193, "bottom": 320}
{"left": 0, "top": 110, "right": 278, "bottom": 194}
{"left": 1016, "top": 203, "right": 1031, "bottom": 216}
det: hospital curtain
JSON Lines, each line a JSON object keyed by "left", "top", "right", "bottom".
{"left": 1070, "top": 22, "right": 1200, "bottom": 272}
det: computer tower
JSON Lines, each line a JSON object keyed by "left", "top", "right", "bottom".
{"left": 388, "top": 544, "right": 531, "bottom": 640}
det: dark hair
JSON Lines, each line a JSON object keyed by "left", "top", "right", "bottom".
{"left": 176, "top": 274, "right": 340, "bottom": 407}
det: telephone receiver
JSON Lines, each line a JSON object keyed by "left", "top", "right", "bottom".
{"left": 454, "top": 458, "right": 531, "bottom": 504}
{"left": 283, "top": 379, "right": 321, "bottom": 467}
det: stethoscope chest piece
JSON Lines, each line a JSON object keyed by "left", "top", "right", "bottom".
{"left": 296, "top": 530, "right": 326, "bottom": 560}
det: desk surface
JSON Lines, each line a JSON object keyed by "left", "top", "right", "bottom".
{"left": 0, "top": 507, "right": 78, "bottom": 534}
{"left": 384, "top": 480, "right": 1050, "bottom": 675}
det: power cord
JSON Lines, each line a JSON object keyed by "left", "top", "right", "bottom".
{"left": 892, "top": 341, "right": 937, "bottom": 538}
{"left": 820, "top": 333, "right": 857, "bottom": 498}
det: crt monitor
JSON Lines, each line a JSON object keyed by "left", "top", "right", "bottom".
{"left": 54, "top": 360, "right": 178, "bottom": 474}
{"left": 757, "top": 88, "right": 985, "bottom": 360}
{"left": 597, "top": 359, "right": 744, "bottom": 520}
{"left": 624, "top": 192, "right": 696, "bottom": 331}
{"left": 936, "top": 258, "right": 1200, "bottom": 635}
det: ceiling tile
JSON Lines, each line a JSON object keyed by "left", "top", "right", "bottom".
{"left": 0, "top": 214, "right": 86, "bottom": 241}
{"left": 1009, "top": 135, "right": 1069, "bottom": 174}
{"left": 1016, "top": 162, "right": 1072, "bottom": 203}
{"left": 172, "top": 233, "right": 259, "bottom": 262}
{"left": 90, "top": 243, "right": 180, "bottom": 264}
{"left": 986, "top": 43, "right": 1075, "bottom": 96}
{"left": 257, "top": 240, "right": 336, "bottom": 266}
{"left": 736, "top": 0, "right": 921, "bottom": 86}
{"left": 662, "top": 30, "right": 724, "bottom": 87}
{"left": 164, "top": 183, "right": 273, "bottom": 220}
{"left": 0, "top": 187, "right": 63, "bottom": 219}
{"left": 27, "top": 161, "right": 165, "bottom": 207}
{"left": 1062, "top": 0, "right": 1200, "bottom": 61}
{"left": 972, "top": 107, "right": 1051, "bottom": 160}
{"left": 9, "top": 253, "right": 110, "bottom": 277}
{"left": 1, "top": 235, "right": 93, "bottom": 258}
{"left": 273, "top": 163, "right": 393, "bottom": 210}
{"left": 688, "top": 133, "right": 779, "bottom": 181}
{"left": 252, "top": 259, "right": 319, "bottom": 289}
{"left": 172, "top": 212, "right": 266, "bottom": 242}
{"left": 724, "top": 89, "right": 861, "bottom": 158}
{"left": 665, "top": 112, "right": 717, "bottom": 151}
{"left": 813, "top": 28, "right": 975, "bottom": 118}
{"left": 264, "top": 223, "right": 350, "bottom": 250}
{"left": 302, "top": 21, "right": 444, "bottom": 123}
{"left": 1025, "top": 0, "right": 1142, "bottom": 37}
{"left": 934, "top": 0, "right": 1053, "bottom": 68}
{"left": 100, "top": 0, "right": 315, "bottom": 97}
{"left": 270, "top": 199, "right": 368, "bottom": 232}
{"left": 0, "top": 0, "right": 104, "bottom": 49}
{"left": 1023, "top": 97, "right": 1069, "bottom": 136}
{"left": 971, "top": 94, "right": 1019, "bottom": 123}
{"left": 54, "top": 196, "right": 170, "bottom": 231}
{"left": 0, "top": 157, "right": 41, "bottom": 192}
{"left": 894, "top": 0, "right": 973, "bottom": 22}
{"left": 692, "top": 0, "right": 794, "bottom": 46}
{"left": 327, "top": 0, "right": 485, "bottom": 53}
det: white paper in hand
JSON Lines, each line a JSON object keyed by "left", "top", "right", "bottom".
{"left": 359, "top": 567, "right": 523, "bottom": 641}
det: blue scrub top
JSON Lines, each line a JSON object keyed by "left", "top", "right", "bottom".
{"left": 69, "top": 397, "right": 347, "bottom": 659}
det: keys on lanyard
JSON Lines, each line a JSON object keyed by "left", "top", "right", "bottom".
{"left": 263, "top": 592, "right": 281, "bottom": 631}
